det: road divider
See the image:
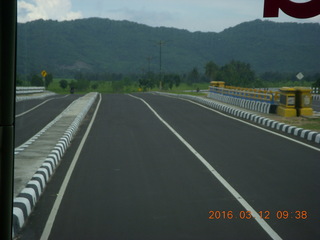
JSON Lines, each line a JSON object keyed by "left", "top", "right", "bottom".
{"left": 155, "top": 92, "right": 320, "bottom": 145}
{"left": 12, "top": 92, "right": 98, "bottom": 238}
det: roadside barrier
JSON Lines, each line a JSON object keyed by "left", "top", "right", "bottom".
{"left": 12, "top": 92, "right": 98, "bottom": 238}
{"left": 155, "top": 92, "right": 320, "bottom": 145}
{"left": 312, "top": 87, "right": 319, "bottom": 94}
{"left": 16, "top": 86, "right": 45, "bottom": 95}
{"left": 16, "top": 87, "right": 56, "bottom": 102}
{"left": 313, "top": 95, "right": 320, "bottom": 101}
{"left": 208, "top": 87, "right": 276, "bottom": 114}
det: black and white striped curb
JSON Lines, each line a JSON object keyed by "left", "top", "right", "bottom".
{"left": 155, "top": 92, "right": 320, "bottom": 144}
{"left": 14, "top": 114, "right": 63, "bottom": 155}
{"left": 12, "top": 92, "right": 98, "bottom": 238}
{"left": 207, "top": 92, "right": 271, "bottom": 114}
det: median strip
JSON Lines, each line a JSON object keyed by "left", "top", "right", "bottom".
{"left": 12, "top": 92, "right": 98, "bottom": 238}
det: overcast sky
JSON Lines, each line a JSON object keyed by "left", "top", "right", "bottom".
{"left": 18, "top": 0, "right": 320, "bottom": 32}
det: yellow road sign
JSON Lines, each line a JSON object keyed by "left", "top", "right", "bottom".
{"left": 41, "top": 70, "right": 47, "bottom": 77}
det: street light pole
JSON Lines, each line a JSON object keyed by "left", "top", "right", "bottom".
{"left": 156, "top": 40, "right": 166, "bottom": 90}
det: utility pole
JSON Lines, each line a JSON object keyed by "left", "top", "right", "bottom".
{"left": 155, "top": 40, "right": 167, "bottom": 90}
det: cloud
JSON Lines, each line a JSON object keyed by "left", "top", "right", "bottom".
{"left": 104, "top": 7, "right": 179, "bottom": 28}
{"left": 18, "top": 0, "right": 83, "bottom": 22}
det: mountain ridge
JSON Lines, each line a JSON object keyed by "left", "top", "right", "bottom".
{"left": 17, "top": 18, "right": 320, "bottom": 76}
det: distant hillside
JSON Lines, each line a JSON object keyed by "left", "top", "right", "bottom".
{"left": 17, "top": 18, "right": 320, "bottom": 76}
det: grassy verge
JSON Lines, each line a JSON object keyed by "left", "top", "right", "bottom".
{"left": 281, "top": 117, "right": 320, "bottom": 132}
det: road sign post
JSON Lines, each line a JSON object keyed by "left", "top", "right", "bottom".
{"left": 41, "top": 70, "right": 47, "bottom": 89}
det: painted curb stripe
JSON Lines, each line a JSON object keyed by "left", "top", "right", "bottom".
{"left": 155, "top": 92, "right": 320, "bottom": 145}
{"left": 12, "top": 93, "right": 98, "bottom": 237}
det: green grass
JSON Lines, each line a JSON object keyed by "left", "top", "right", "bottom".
{"left": 47, "top": 79, "right": 142, "bottom": 94}
{"left": 300, "top": 118, "right": 320, "bottom": 131}
{"left": 48, "top": 79, "right": 211, "bottom": 94}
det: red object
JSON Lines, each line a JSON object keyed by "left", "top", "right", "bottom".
{"left": 264, "top": 0, "right": 320, "bottom": 19}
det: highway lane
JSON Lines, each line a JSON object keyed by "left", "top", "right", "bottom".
{"left": 18, "top": 93, "right": 319, "bottom": 240}
{"left": 15, "top": 94, "right": 82, "bottom": 147}
{"left": 134, "top": 93, "right": 320, "bottom": 239}
{"left": 44, "top": 94, "right": 271, "bottom": 240}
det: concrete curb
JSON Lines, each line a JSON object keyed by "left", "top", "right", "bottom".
{"left": 12, "top": 92, "right": 98, "bottom": 237}
{"left": 16, "top": 91, "right": 56, "bottom": 102}
{"left": 156, "top": 92, "right": 320, "bottom": 145}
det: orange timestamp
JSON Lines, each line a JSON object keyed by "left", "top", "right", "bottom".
{"left": 208, "top": 210, "right": 308, "bottom": 220}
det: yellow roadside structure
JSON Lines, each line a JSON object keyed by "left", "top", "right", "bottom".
{"left": 277, "top": 87, "right": 297, "bottom": 117}
{"left": 295, "top": 87, "right": 313, "bottom": 116}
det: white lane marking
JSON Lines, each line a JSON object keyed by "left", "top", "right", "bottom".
{"left": 15, "top": 95, "right": 69, "bottom": 118}
{"left": 128, "top": 94, "right": 282, "bottom": 240}
{"left": 40, "top": 93, "right": 102, "bottom": 240}
{"left": 181, "top": 97, "right": 320, "bottom": 152}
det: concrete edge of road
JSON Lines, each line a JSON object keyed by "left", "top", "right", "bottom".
{"left": 12, "top": 92, "right": 98, "bottom": 238}
{"left": 155, "top": 92, "right": 320, "bottom": 145}
{"left": 16, "top": 91, "right": 57, "bottom": 102}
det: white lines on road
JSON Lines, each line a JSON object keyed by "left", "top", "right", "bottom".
{"left": 15, "top": 95, "right": 69, "bottom": 118}
{"left": 182, "top": 99, "right": 320, "bottom": 152}
{"left": 128, "top": 94, "right": 282, "bottom": 240}
{"left": 40, "top": 94, "right": 102, "bottom": 240}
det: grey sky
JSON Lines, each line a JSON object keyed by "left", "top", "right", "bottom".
{"left": 18, "top": 0, "right": 320, "bottom": 32}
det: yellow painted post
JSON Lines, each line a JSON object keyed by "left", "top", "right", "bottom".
{"left": 277, "top": 87, "right": 297, "bottom": 117}
{"left": 218, "top": 81, "right": 225, "bottom": 88}
{"left": 295, "top": 87, "right": 313, "bottom": 116}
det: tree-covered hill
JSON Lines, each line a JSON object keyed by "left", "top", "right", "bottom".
{"left": 17, "top": 18, "right": 320, "bottom": 77}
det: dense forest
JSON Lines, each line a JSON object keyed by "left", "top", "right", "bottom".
{"left": 17, "top": 18, "right": 320, "bottom": 79}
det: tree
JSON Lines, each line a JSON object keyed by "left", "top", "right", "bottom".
{"left": 59, "top": 79, "right": 68, "bottom": 89}
{"left": 45, "top": 73, "right": 53, "bottom": 87}
{"left": 217, "top": 60, "right": 256, "bottom": 87}
{"left": 163, "top": 74, "right": 181, "bottom": 90}
{"left": 77, "top": 79, "right": 90, "bottom": 91}
{"left": 91, "top": 82, "right": 99, "bottom": 90}
{"left": 139, "top": 78, "right": 155, "bottom": 91}
{"left": 205, "top": 61, "right": 219, "bottom": 81}
{"left": 30, "top": 74, "right": 43, "bottom": 86}
{"left": 312, "top": 78, "right": 320, "bottom": 88}
{"left": 69, "top": 80, "right": 77, "bottom": 89}
{"left": 187, "top": 67, "right": 200, "bottom": 85}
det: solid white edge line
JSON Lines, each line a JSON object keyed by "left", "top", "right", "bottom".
{"left": 15, "top": 95, "right": 69, "bottom": 118}
{"left": 128, "top": 94, "right": 282, "bottom": 240}
{"left": 181, "top": 97, "right": 320, "bottom": 152}
{"left": 40, "top": 93, "right": 102, "bottom": 240}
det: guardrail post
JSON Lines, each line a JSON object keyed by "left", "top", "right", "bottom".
{"left": 277, "top": 88, "right": 297, "bottom": 117}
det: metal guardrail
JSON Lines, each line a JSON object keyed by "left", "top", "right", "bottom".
{"left": 209, "top": 86, "right": 278, "bottom": 104}
{"left": 16, "top": 87, "right": 45, "bottom": 95}
{"left": 312, "top": 87, "right": 319, "bottom": 94}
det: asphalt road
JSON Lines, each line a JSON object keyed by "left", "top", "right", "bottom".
{"left": 15, "top": 94, "right": 82, "bottom": 147}
{"left": 17, "top": 93, "right": 320, "bottom": 240}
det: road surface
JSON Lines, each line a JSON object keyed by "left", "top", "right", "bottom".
{"left": 15, "top": 94, "right": 82, "bottom": 147}
{"left": 17, "top": 93, "right": 320, "bottom": 240}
